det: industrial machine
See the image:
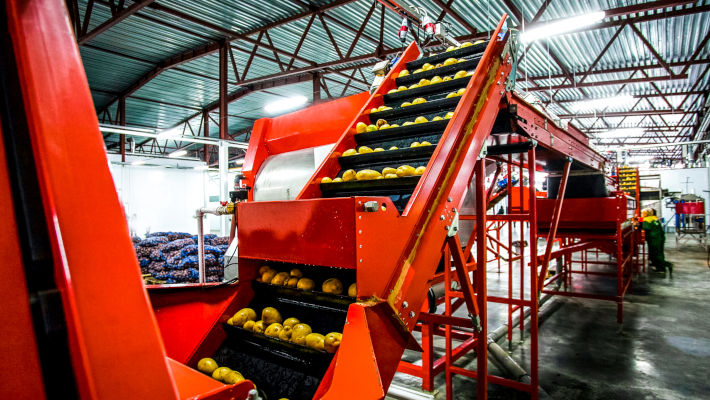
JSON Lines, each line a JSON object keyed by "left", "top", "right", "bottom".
{"left": 1, "top": 1, "right": 639, "bottom": 399}
{"left": 671, "top": 194, "right": 706, "bottom": 247}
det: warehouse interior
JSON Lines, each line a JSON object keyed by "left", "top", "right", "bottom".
{"left": 1, "top": 0, "right": 709, "bottom": 399}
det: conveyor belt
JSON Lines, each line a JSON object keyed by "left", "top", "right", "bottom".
{"left": 320, "top": 45, "right": 487, "bottom": 210}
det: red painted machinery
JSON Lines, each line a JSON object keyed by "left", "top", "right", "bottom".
{"left": 1, "top": 1, "right": 634, "bottom": 399}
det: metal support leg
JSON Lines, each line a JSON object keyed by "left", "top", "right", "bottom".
{"left": 538, "top": 159, "right": 571, "bottom": 292}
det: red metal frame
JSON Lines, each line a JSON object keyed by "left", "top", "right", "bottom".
{"left": 3, "top": 0, "right": 255, "bottom": 397}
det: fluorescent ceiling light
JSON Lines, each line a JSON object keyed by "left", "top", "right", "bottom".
{"left": 571, "top": 95, "right": 635, "bottom": 111}
{"left": 596, "top": 128, "right": 644, "bottom": 139}
{"left": 168, "top": 149, "right": 188, "bottom": 158}
{"left": 521, "top": 11, "right": 605, "bottom": 42}
{"left": 131, "top": 160, "right": 146, "bottom": 166}
{"left": 159, "top": 126, "right": 183, "bottom": 137}
{"left": 264, "top": 96, "right": 308, "bottom": 114}
{"left": 194, "top": 165, "right": 209, "bottom": 170}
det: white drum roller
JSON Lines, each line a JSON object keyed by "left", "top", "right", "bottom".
{"left": 253, "top": 144, "right": 334, "bottom": 201}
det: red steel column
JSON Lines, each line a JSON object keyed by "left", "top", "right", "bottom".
{"left": 527, "top": 147, "right": 539, "bottom": 400}
{"left": 474, "top": 159, "right": 488, "bottom": 399}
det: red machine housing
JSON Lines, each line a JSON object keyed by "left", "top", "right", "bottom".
{"left": 676, "top": 201, "right": 705, "bottom": 214}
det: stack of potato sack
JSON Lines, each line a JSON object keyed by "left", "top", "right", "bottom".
{"left": 133, "top": 232, "right": 231, "bottom": 284}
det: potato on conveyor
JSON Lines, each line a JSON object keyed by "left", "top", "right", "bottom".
{"left": 324, "top": 332, "right": 343, "bottom": 354}
{"left": 444, "top": 111, "right": 454, "bottom": 119}
{"left": 348, "top": 283, "right": 357, "bottom": 297}
{"left": 342, "top": 169, "right": 356, "bottom": 182}
{"left": 382, "top": 167, "right": 397, "bottom": 176}
{"left": 261, "top": 269, "right": 277, "bottom": 283}
{"left": 291, "top": 323, "right": 312, "bottom": 345}
{"left": 223, "top": 370, "right": 245, "bottom": 384}
{"left": 278, "top": 326, "right": 293, "bottom": 341}
{"left": 271, "top": 272, "right": 289, "bottom": 285}
{"left": 384, "top": 173, "right": 398, "bottom": 179}
{"left": 366, "top": 124, "right": 378, "bottom": 132}
{"left": 356, "top": 170, "right": 382, "bottom": 181}
{"left": 265, "top": 323, "right": 284, "bottom": 338}
{"left": 443, "top": 76, "right": 452, "bottom": 82}
{"left": 290, "top": 269, "right": 302, "bottom": 278}
{"left": 262, "top": 307, "right": 282, "bottom": 325}
{"left": 397, "top": 86, "right": 407, "bottom": 91}
{"left": 396, "top": 165, "right": 416, "bottom": 177}
{"left": 342, "top": 148, "right": 357, "bottom": 157}
{"left": 454, "top": 70, "right": 467, "bottom": 79}
{"left": 379, "top": 124, "right": 391, "bottom": 130}
{"left": 197, "top": 357, "right": 218, "bottom": 374}
{"left": 283, "top": 317, "right": 300, "bottom": 328}
{"left": 305, "top": 333, "right": 326, "bottom": 351}
{"left": 401, "top": 101, "right": 413, "bottom": 107}
{"left": 415, "top": 166, "right": 426, "bottom": 175}
{"left": 419, "top": 78, "right": 431, "bottom": 86}
{"left": 389, "top": 146, "right": 399, "bottom": 150}
{"left": 231, "top": 308, "right": 257, "bottom": 327}
{"left": 402, "top": 121, "right": 414, "bottom": 126}
{"left": 408, "top": 83, "right": 419, "bottom": 90}
{"left": 243, "top": 320, "right": 255, "bottom": 331}
{"left": 376, "top": 119, "right": 388, "bottom": 128}
{"left": 355, "top": 122, "right": 368, "bottom": 133}
{"left": 432, "top": 116, "right": 444, "bottom": 121}
{"left": 412, "top": 97, "right": 426, "bottom": 105}
{"left": 286, "top": 276, "right": 299, "bottom": 287}
{"left": 259, "top": 265, "right": 272, "bottom": 275}
{"left": 420, "top": 141, "right": 432, "bottom": 146}
{"left": 297, "top": 277, "right": 315, "bottom": 290}
{"left": 422, "top": 62, "right": 433, "bottom": 70}
{"left": 374, "top": 148, "right": 385, "bottom": 152}
{"left": 358, "top": 146, "right": 373, "bottom": 154}
{"left": 443, "top": 58, "right": 458, "bottom": 66}
{"left": 411, "top": 142, "right": 420, "bottom": 148}
{"left": 457, "top": 88, "right": 466, "bottom": 95}
{"left": 415, "top": 116, "right": 428, "bottom": 123}
{"left": 253, "top": 320, "right": 266, "bottom": 334}
{"left": 431, "top": 76, "right": 443, "bottom": 84}
{"left": 321, "top": 177, "right": 332, "bottom": 184}
{"left": 398, "top": 69, "right": 409, "bottom": 77}
{"left": 212, "top": 366, "right": 232, "bottom": 381}
{"left": 322, "top": 278, "right": 344, "bottom": 294}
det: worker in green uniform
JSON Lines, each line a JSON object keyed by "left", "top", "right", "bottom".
{"left": 641, "top": 208, "right": 673, "bottom": 275}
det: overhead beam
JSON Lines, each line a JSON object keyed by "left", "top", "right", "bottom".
{"left": 78, "top": 0, "right": 157, "bottom": 44}
{"left": 558, "top": 110, "right": 697, "bottom": 119}
{"left": 525, "top": 74, "right": 688, "bottom": 92}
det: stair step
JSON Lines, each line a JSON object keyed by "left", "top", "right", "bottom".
{"left": 406, "top": 42, "right": 487, "bottom": 70}
{"left": 396, "top": 57, "right": 481, "bottom": 86}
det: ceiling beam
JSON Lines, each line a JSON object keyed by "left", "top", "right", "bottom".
{"left": 78, "top": 0, "right": 157, "bottom": 45}
{"left": 525, "top": 74, "right": 688, "bottom": 92}
{"left": 558, "top": 110, "right": 697, "bottom": 119}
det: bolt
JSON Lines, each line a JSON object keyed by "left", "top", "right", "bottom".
{"left": 448, "top": 197, "right": 453, "bottom": 202}
{"left": 445, "top": 225, "right": 450, "bottom": 230}
{"left": 440, "top": 215, "right": 445, "bottom": 220}
{"left": 403, "top": 301, "right": 408, "bottom": 308}
{"left": 409, "top": 311, "right": 415, "bottom": 318}
{"left": 360, "top": 259, "right": 363, "bottom": 263}
{"left": 453, "top": 208, "right": 457, "bottom": 213}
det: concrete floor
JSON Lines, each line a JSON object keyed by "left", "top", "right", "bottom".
{"left": 389, "top": 234, "right": 710, "bottom": 399}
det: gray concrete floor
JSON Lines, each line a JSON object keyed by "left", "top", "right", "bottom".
{"left": 390, "top": 234, "right": 710, "bottom": 399}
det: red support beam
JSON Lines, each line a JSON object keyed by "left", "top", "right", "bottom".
{"left": 526, "top": 74, "right": 688, "bottom": 92}
{"left": 433, "top": 0, "right": 477, "bottom": 34}
{"left": 537, "top": 160, "right": 571, "bottom": 291}
{"left": 558, "top": 109, "right": 696, "bottom": 119}
{"left": 78, "top": 0, "right": 156, "bottom": 44}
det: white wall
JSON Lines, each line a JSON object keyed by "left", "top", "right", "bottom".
{"left": 643, "top": 166, "right": 709, "bottom": 229}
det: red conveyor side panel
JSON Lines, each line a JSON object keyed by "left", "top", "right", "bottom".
{"left": 0, "top": 120, "right": 47, "bottom": 399}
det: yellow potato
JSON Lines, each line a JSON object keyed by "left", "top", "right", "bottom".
{"left": 397, "top": 86, "right": 408, "bottom": 91}
{"left": 402, "top": 121, "right": 414, "bottom": 126}
{"left": 278, "top": 326, "right": 293, "bottom": 341}
{"left": 342, "top": 169, "right": 356, "bottom": 182}
{"left": 384, "top": 173, "right": 398, "bottom": 179}
{"left": 348, "top": 283, "right": 357, "bottom": 297}
{"left": 408, "top": 83, "right": 419, "bottom": 90}
{"left": 212, "top": 366, "right": 232, "bottom": 381}
{"left": 242, "top": 320, "right": 255, "bottom": 331}
{"left": 253, "top": 320, "right": 265, "bottom": 334}
{"left": 197, "top": 358, "right": 219, "bottom": 374}
{"left": 261, "top": 269, "right": 277, "bottom": 283}
{"left": 382, "top": 167, "right": 397, "bottom": 176}
{"left": 432, "top": 116, "right": 444, "bottom": 121}
{"left": 415, "top": 166, "right": 426, "bottom": 175}
{"left": 410, "top": 142, "right": 420, "bottom": 148}
{"left": 291, "top": 323, "right": 312, "bottom": 345}
{"left": 258, "top": 265, "right": 272, "bottom": 275}
{"left": 457, "top": 88, "right": 466, "bottom": 95}
{"left": 271, "top": 271, "right": 289, "bottom": 286}
{"left": 442, "top": 76, "right": 452, "bottom": 82}
{"left": 454, "top": 70, "right": 467, "bottom": 79}
{"left": 460, "top": 41, "right": 473, "bottom": 47}
{"left": 389, "top": 146, "right": 399, "bottom": 150}
{"left": 286, "top": 277, "right": 299, "bottom": 287}
{"left": 290, "top": 269, "right": 303, "bottom": 278}
{"left": 324, "top": 332, "right": 343, "bottom": 354}
{"left": 445, "top": 45, "right": 455, "bottom": 52}
{"left": 401, "top": 101, "right": 412, "bottom": 107}
{"left": 376, "top": 119, "right": 388, "bottom": 128}
{"left": 413, "top": 68, "right": 423, "bottom": 74}
{"left": 379, "top": 124, "right": 391, "bottom": 130}
{"left": 398, "top": 69, "right": 410, "bottom": 77}
{"left": 356, "top": 169, "right": 382, "bottom": 181}
{"left": 262, "top": 307, "right": 282, "bottom": 325}
{"left": 321, "top": 177, "right": 332, "bottom": 184}
{"left": 342, "top": 148, "right": 357, "bottom": 157}
{"left": 444, "top": 111, "right": 454, "bottom": 119}
{"left": 374, "top": 148, "right": 385, "bottom": 152}
{"left": 232, "top": 308, "right": 258, "bottom": 327}
{"left": 419, "top": 78, "right": 431, "bottom": 86}
{"left": 396, "top": 165, "right": 416, "bottom": 177}
{"left": 414, "top": 116, "right": 428, "bottom": 124}
{"left": 443, "top": 58, "right": 458, "bottom": 66}
{"left": 297, "top": 277, "right": 315, "bottom": 290}
{"left": 265, "top": 323, "right": 284, "bottom": 338}
{"left": 223, "top": 371, "right": 244, "bottom": 384}
{"left": 283, "top": 317, "right": 300, "bottom": 328}
{"left": 305, "top": 333, "right": 326, "bottom": 351}
{"left": 370, "top": 107, "right": 379, "bottom": 113}
{"left": 322, "top": 278, "right": 344, "bottom": 295}
{"left": 446, "top": 92, "right": 458, "bottom": 98}
{"left": 387, "top": 89, "right": 397, "bottom": 94}
{"left": 420, "top": 141, "right": 432, "bottom": 146}
{"left": 422, "top": 63, "right": 433, "bottom": 70}
{"left": 412, "top": 97, "right": 427, "bottom": 105}
{"left": 358, "top": 146, "right": 374, "bottom": 154}
{"left": 366, "top": 124, "right": 378, "bottom": 132}
{"left": 389, "top": 124, "right": 400, "bottom": 128}
{"left": 431, "top": 76, "right": 443, "bottom": 84}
